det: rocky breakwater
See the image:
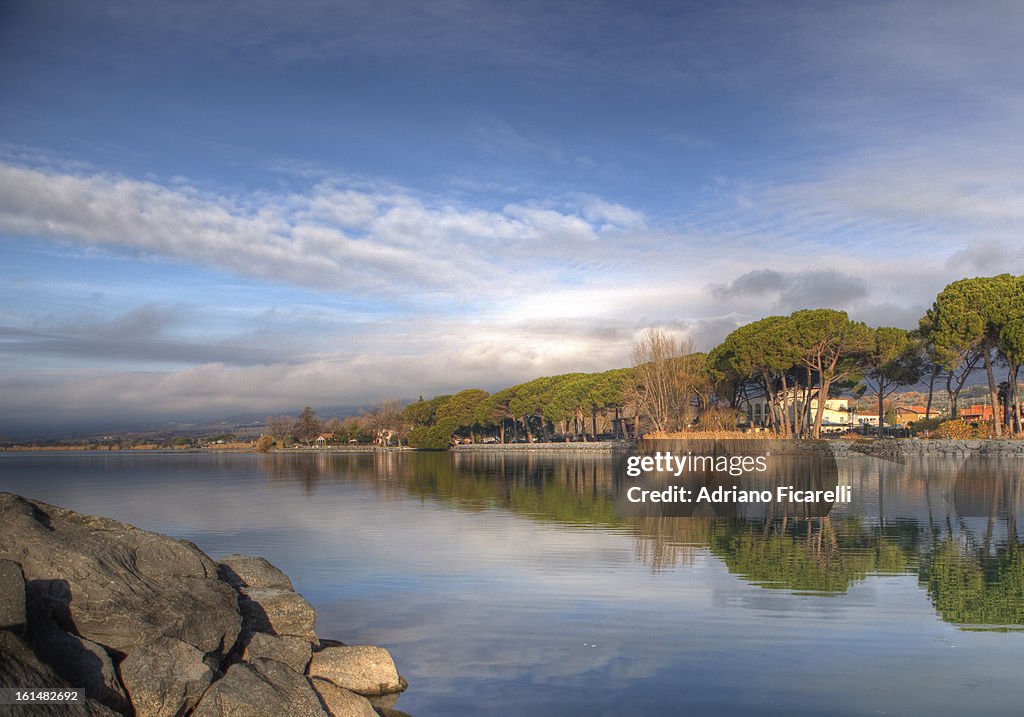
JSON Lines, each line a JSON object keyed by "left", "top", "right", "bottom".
{"left": 844, "top": 438, "right": 1024, "bottom": 458}
{"left": 0, "top": 492, "right": 408, "bottom": 717}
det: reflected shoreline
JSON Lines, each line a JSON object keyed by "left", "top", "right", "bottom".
{"left": 251, "top": 450, "right": 1024, "bottom": 630}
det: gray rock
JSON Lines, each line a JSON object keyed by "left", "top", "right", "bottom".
{"left": 375, "top": 709, "right": 413, "bottom": 717}
{"left": 238, "top": 587, "right": 318, "bottom": 642}
{"left": 0, "top": 630, "right": 120, "bottom": 716}
{"left": 30, "top": 617, "right": 130, "bottom": 714}
{"left": 0, "top": 493, "right": 241, "bottom": 657}
{"left": 307, "top": 646, "right": 407, "bottom": 697}
{"left": 217, "top": 554, "right": 294, "bottom": 591}
{"left": 0, "top": 559, "right": 26, "bottom": 632}
{"left": 191, "top": 657, "right": 329, "bottom": 717}
{"left": 309, "top": 677, "right": 377, "bottom": 717}
{"left": 119, "top": 636, "right": 213, "bottom": 717}
{"left": 242, "top": 632, "right": 312, "bottom": 674}
{"left": 366, "top": 692, "right": 402, "bottom": 710}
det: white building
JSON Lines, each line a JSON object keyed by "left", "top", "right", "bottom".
{"left": 742, "top": 391, "right": 855, "bottom": 431}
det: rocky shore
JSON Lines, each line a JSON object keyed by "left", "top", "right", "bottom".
{"left": 0, "top": 493, "right": 409, "bottom": 717}
{"left": 838, "top": 438, "right": 1024, "bottom": 458}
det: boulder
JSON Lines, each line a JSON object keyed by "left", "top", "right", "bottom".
{"left": 30, "top": 617, "right": 130, "bottom": 714}
{"left": 0, "top": 630, "right": 121, "bottom": 716}
{"left": 218, "top": 554, "right": 294, "bottom": 591}
{"left": 309, "top": 677, "right": 377, "bottom": 717}
{"left": 307, "top": 646, "right": 408, "bottom": 697}
{"left": 0, "top": 493, "right": 240, "bottom": 657}
{"left": 118, "top": 636, "right": 213, "bottom": 717}
{"left": 0, "top": 558, "right": 26, "bottom": 632}
{"left": 238, "top": 587, "right": 318, "bottom": 643}
{"left": 191, "top": 657, "right": 329, "bottom": 717}
{"left": 242, "top": 632, "right": 313, "bottom": 674}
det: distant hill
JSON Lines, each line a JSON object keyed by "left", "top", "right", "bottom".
{"left": 0, "top": 403, "right": 379, "bottom": 443}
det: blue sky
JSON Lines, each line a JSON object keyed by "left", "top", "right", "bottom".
{"left": 1, "top": 1, "right": 1023, "bottom": 433}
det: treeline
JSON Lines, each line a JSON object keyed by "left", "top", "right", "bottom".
{"left": 270, "top": 274, "right": 1023, "bottom": 446}
{"left": 401, "top": 369, "right": 633, "bottom": 449}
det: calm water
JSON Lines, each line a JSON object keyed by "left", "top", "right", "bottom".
{"left": 2, "top": 450, "right": 1024, "bottom": 716}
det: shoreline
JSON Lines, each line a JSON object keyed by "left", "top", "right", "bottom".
{"left": 3, "top": 438, "right": 1023, "bottom": 459}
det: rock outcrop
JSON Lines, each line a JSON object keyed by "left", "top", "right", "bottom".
{"left": 118, "top": 636, "right": 213, "bottom": 717}
{"left": 190, "top": 658, "right": 329, "bottom": 717}
{"left": 0, "top": 558, "right": 26, "bottom": 632}
{"left": 0, "top": 493, "right": 410, "bottom": 716}
{"left": 307, "top": 646, "right": 408, "bottom": 697}
{"left": 310, "top": 678, "right": 378, "bottom": 717}
{"left": 241, "top": 632, "right": 313, "bottom": 674}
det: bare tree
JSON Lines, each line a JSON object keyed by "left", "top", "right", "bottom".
{"left": 627, "top": 328, "right": 704, "bottom": 433}
{"left": 365, "top": 400, "right": 406, "bottom": 446}
{"left": 265, "top": 415, "right": 296, "bottom": 442}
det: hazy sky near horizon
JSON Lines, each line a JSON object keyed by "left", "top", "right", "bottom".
{"left": 2, "top": 0, "right": 1023, "bottom": 433}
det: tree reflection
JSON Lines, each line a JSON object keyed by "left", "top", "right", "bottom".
{"left": 253, "top": 450, "right": 1024, "bottom": 628}
{"left": 921, "top": 539, "right": 1024, "bottom": 629}
{"left": 709, "top": 517, "right": 909, "bottom": 593}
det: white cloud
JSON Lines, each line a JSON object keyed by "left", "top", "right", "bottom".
{"left": 578, "top": 196, "right": 646, "bottom": 230}
{"left": 0, "top": 162, "right": 644, "bottom": 302}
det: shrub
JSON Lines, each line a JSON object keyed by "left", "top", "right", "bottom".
{"left": 695, "top": 407, "right": 739, "bottom": 432}
{"left": 932, "top": 420, "right": 973, "bottom": 440}
{"left": 971, "top": 422, "right": 995, "bottom": 439}
{"left": 255, "top": 435, "right": 275, "bottom": 452}
{"left": 909, "top": 417, "right": 943, "bottom": 436}
{"left": 407, "top": 424, "right": 451, "bottom": 450}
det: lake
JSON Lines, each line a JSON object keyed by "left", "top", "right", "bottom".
{"left": 1, "top": 449, "right": 1023, "bottom": 716}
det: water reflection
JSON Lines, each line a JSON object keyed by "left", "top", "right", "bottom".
{"left": 4, "top": 450, "right": 1024, "bottom": 715}
{"left": 251, "top": 450, "right": 1024, "bottom": 629}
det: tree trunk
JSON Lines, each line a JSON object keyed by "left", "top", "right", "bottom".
{"left": 1004, "top": 362, "right": 1021, "bottom": 435}
{"left": 947, "top": 373, "right": 962, "bottom": 420}
{"left": 762, "top": 378, "right": 780, "bottom": 436}
{"left": 812, "top": 391, "right": 826, "bottom": 439}
{"left": 812, "top": 370, "right": 835, "bottom": 440}
{"left": 798, "top": 367, "right": 813, "bottom": 438}
{"left": 1012, "top": 363, "right": 1022, "bottom": 435}
{"left": 947, "top": 351, "right": 981, "bottom": 420}
{"left": 877, "top": 380, "right": 887, "bottom": 438}
{"left": 925, "top": 364, "right": 939, "bottom": 420}
{"left": 982, "top": 349, "right": 1003, "bottom": 437}
{"left": 779, "top": 373, "right": 793, "bottom": 438}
